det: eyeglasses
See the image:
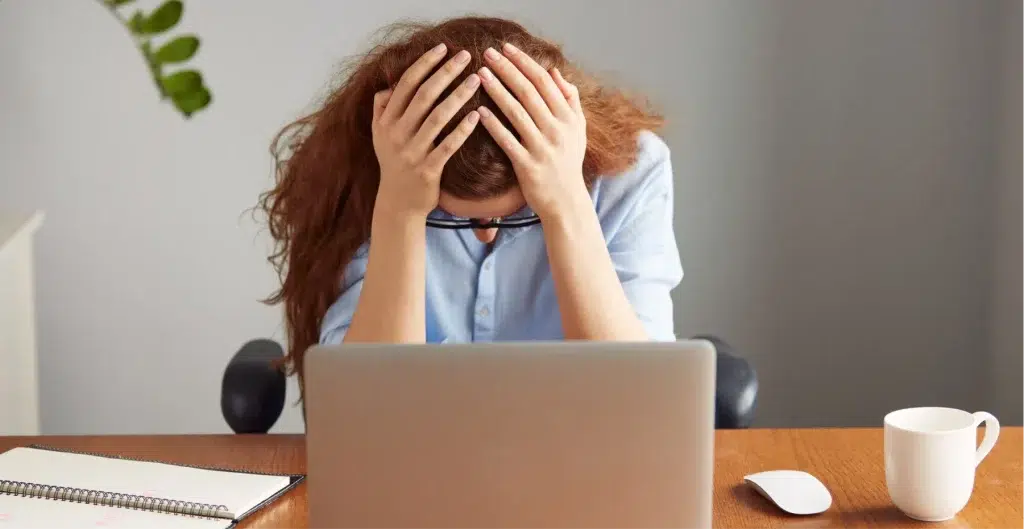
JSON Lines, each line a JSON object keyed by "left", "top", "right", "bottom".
{"left": 425, "top": 209, "right": 541, "bottom": 230}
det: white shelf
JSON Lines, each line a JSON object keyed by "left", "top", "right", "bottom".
{"left": 0, "top": 210, "right": 44, "bottom": 435}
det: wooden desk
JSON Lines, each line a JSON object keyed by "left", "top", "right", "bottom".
{"left": 0, "top": 428, "right": 1020, "bottom": 528}
{"left": 716, "top": 428, "right": 1021, "bottom": 528}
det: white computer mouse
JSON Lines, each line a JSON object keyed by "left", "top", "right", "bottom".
{"left": 743, "top": 470, "right": 832, "bottom": 515}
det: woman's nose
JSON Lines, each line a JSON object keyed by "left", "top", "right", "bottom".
{"left": 474, "top": 227, "right": 498, "bottom": 243}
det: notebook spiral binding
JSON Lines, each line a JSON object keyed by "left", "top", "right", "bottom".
{"left": 0, "top": 479, "right": 230, "bottom": 518}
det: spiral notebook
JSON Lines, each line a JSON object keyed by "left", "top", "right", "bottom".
{"left": 0, "top": 445, "right": 304, "bottom": 528}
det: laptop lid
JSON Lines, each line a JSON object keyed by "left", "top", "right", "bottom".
{"left": 304, "top": 340, "right": 716, "bottom": 528}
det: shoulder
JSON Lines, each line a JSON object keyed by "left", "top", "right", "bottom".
{"left": 592, "top": 130, "right": 674, "bottom": 224}
{"left": 633, "top": 129, "right": 673, "bottom": 173}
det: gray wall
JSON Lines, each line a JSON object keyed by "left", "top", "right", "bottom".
{"left": 0, "top": 0, "right": 1018, "bottom": 434}
{"left": 991, "top": 0, "right": 1024, "bottom": 423}
{"left": 670, "top": 0, "right": 1022, "bottom": 426}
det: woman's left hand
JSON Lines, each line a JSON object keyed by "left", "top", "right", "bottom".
{"left": 476, "top": 43, "right": 590, "bottom": 221}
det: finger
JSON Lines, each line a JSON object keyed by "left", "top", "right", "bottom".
{"left": 397, "top": 49, "right": 473, "bottom": 133}
{"left": 478, "top": 66, "right": 544, "bottom": 147}
{"left": 373, "top": 89, "right": 392, "bottom": 123}
{"left": 482, "top": 47, "right": 556, "bottom": 130}
{"left": 476, "top": 106, "right": 530, "bottom": 164}
{"left": 550, "top": 68, "right": 582, "bottom": 114}
{"left": 501, "top": 43, "right": 573, "bottom": 119}
{"left": 548, "top": 69, "right": 581, "bottom": 109}
{"left": 382, "top": 43, "right": 448, "bottom": 123}
{"left": 411, "top": 73, "right": 481, "bottom": 151}
{"left": 424, "top": 110, "right": 480, "bottom": 171}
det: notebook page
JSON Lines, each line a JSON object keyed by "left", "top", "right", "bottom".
{"left": 0, "top": 447, "right": 291, "bottom": 519}
{"left": 0, "top": 494, "right": 227, "bottom": 529}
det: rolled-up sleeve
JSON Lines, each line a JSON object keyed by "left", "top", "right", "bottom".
{"left": 318, "top": 244, "right": 370, "bottom": 345}
{"left": 605, "top": 137, "right": 684, "bottom": 341}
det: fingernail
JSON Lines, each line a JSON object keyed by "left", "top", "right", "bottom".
{"left": 478, "top": 106, "right": 492, "bottom": 118}
{"left": 478, "top": 67, "right": 494, "bottom": 81}
{"left": 503, "top": 42, "right": 519, "bottom": 55}
{"left": 455, "top": 50, "right": 470, "bottom": 64}
{"left": 467, "top": 110, "right": 480, "bottom": 124}
{"left": 432, "top": 43, "right": 447, "bottom": 55}
{"left": 484, "top": 47, "right": 501, "bottom": 61}
{"left": 465, "top": 73, "right": 480, "bottom": 88}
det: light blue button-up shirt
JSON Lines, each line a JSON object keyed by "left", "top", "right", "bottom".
{"left": 319, "top": 130, "right": 683, "bottom": 344}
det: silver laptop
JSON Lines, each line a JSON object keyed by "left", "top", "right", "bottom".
{"left": 304, "top": 340, "right": 716, "bottom": 528}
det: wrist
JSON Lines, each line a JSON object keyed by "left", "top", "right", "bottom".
{"left": 374, "top": 180, "right": 436, "bottom": 223}
{"left": 538, "top": 184, "right": 596, "bottom": 228}
{"left": 371, "top": 207, "right": 427, "bottom": 239}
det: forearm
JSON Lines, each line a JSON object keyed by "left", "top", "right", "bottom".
{"left": 543, "top": 197, "right": 649, "bottom": 341}
{"left": 343, "top": 209, "right": 427, "bottom": 343}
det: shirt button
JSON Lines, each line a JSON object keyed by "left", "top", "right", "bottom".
{"left": 478, "top": 306, "right": 490, "bottom": 317}
{"left": 484, "top": 261, "right": 492, "bottom": 271}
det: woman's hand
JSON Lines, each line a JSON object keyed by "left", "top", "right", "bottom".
{"left": 475, "top": 43, "right": 590, "bottom": 221}
{"left": 372, "top": 44, "right": 482, "bottom": 219}
{"left": 475, "top": 44, "right": 652, "bottom": 341}
{"left": 351, "top": 45, "right": 481, "bottom": 345}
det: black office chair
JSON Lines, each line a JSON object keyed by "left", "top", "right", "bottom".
{"left": 221, "top": 336, "right": 758, "bottom": 434}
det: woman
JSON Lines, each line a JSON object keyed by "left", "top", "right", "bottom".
{"left": 258, "top": 16, "right": 683, "bottom": 386}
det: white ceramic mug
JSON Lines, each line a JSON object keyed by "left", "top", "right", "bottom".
{"left": 884, "top": 407, "right": 1000, "bottom": 522}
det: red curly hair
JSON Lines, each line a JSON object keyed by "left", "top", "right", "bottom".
{"left": 257, "top": 15, "right": 665, "bottom": 390}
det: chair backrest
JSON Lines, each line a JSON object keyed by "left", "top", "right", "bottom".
{"left": 218, "top": 335, "right": 759, "bottom": 432}
{"left": 691, "top": 335, "right": 759, "bottom": 429}
{"left": 221, "top": 339, "right": 286, "bottom": 433}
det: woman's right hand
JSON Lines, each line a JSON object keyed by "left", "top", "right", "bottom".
{"left": 372, "top": 44, "right": 482, "bottom": 219}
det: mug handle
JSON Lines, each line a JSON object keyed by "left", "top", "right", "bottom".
{"left": 972, "top": 411, "right": 1000, "bottom": 467}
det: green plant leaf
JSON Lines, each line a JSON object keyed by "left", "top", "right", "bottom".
{"left": 160, "top": 69, "right": 202, "bottom": 95}
{"left": 138, "top": 0, "right": 183, "bottom": 34}
{"left": 128, "top": 11, "right": 146, "bottom": 33}
{"left": 106, "top": 0, "right": 135, "bottom": 6}
{"left": 172, "top": 85, "right": 212, "bottom": 117}
{"left": 153, "top": 35, "right": 199, "bottom": 63}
